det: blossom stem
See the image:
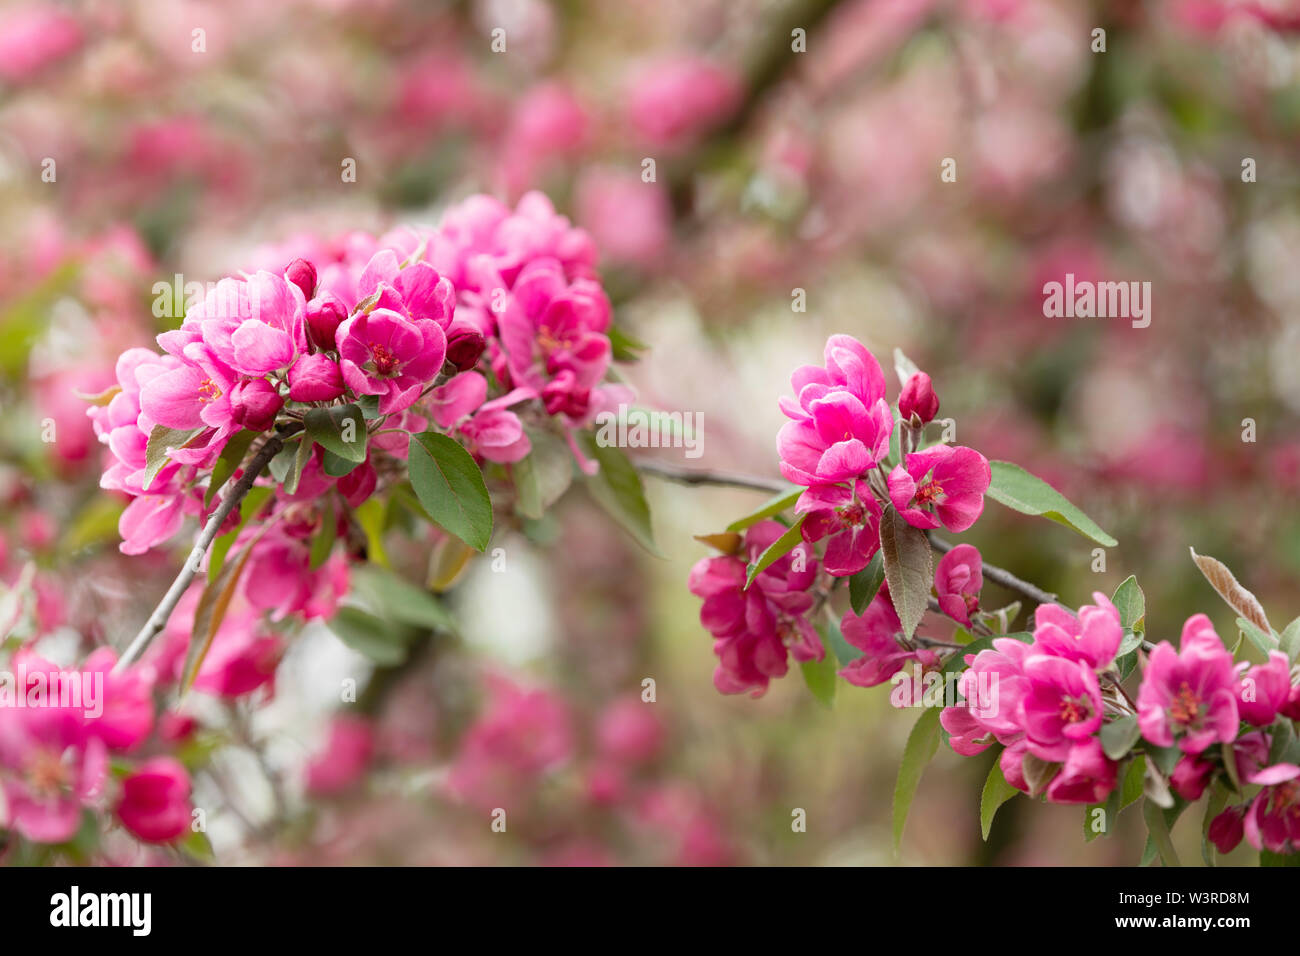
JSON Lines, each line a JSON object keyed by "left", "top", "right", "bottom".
{"left": 114, "top": 431, "right": 288, "bottom": 673}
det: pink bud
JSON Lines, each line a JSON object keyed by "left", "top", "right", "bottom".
{"left": 306, "top": 294, "right": 346, "bottom": 352}
{"left": 230, "top": 378, "right": 283, "bottom": 431}
{"left": 1207, "top": 806, "right": 1244, "bottom": 854}
{"left": 288, "top": 353, "right": 344, "bottom": 402}
{"left": 899, "top": 371, "right": 939, "bottom": 424}
{"left": 116, "top": 757, "right": 192, "bottom": 844}
{"left": 285, "top": 257, "right": 317, "bottom": 302}
{"left": 446, "top": 320, "right": 486, "bottom": 372}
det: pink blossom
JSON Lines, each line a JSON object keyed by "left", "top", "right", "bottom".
{"left": 898, "top": 371, "right": 939, "bottom": 423}
{"left": 229, "top": 378, "right": 283, "bottom": 431}
{"left": 575, "top": 167, "right": 671, "bottom": 269}
{"left": 80, "top": 648, "right": 155, "bottom": 753}
{"left": 934, "top": 543, "right": 982, "bottom": 625}
{"left": 688, "top": 520, "right": 820, "bottom": 697}
{"left": 0, "top": 5, "right": 83, "bottom": 83}
{"left": 1030, "top": 592, "right": 1123, "bottom": 672}
{"left": 887, "top": 445, "right": 991, "bottom": 532}
{"left": 1170, "top": 754, "right": 1215, "bottom": 801}
{"left": 1207, "top": 806, "right": 1245, "bottom": 854}
{"left": 305, "top": 715, "right": 374, "bottom": 796}
{"left": 777, "top": 336, "right": 893, "bottom": 486}
{"left": 1137, "top": 614, "right": 1239, "bottom": 755}
{"left": 1018, "top": 655, "right": 1103, "bottom": 762}
{"left": 796, "top": 479, "right": 882, "bottom": 576}
{"left": 446, "top": 675, "right": 574, "bottom": 811}
{"left": 1237, "top": 650, "right": 1293, "bottom": 727}
{"left": 1243, "top": 763, "right": 1300, "bottom": 854}
{"left": 0, "top": 653, "right": 108, "bottom": 843}
{"left": 1044, "top": 738, "right": 1117, "bottom": 805}
{"left": 628, "top": 57, "right": 741, "bottom": 150}
{"left": 116, "top": 757, "right": 192, "bottom": 844}
{"left": 337, "top": 307, "right": 447, "bottom": 415}
{"left": 838, "top": 589, "right": 938, "bottom": 688}
{"left": 596, "top": 699, "right": 665, "bottom": 766}
{"left": 288, "top": 353, "right": 345, "bottom": 402}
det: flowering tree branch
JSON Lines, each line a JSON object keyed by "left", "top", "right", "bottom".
{"left": 635, "top": 458, "right": 789, "bottom": 494}
{"left": 926, "top": 532, "right": 1063, "bottom": 610}
{"left": 113, "top": 431, "right": 288, "bottom": 673}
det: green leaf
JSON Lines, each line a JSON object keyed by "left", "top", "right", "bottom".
{"left": 893, "top": 707, "right": 942, "bottom": 856}
{"left": 980, "top": 759, "right": 1020, "bottom": 841}
{"left": 879, "top": 505, "right": 933, "bottom": 639}
{"left": 800, "top": 639, "right": 837, "bottom": 709}
{"left": 350, "top": 564, "right": 455, "bottom": 633}
{"left": 1111, "top": 575, "right": 1145, "bottom": 633}
{"left": 848, "top": 552, "right": 885, "bottom": 615}
{"left": 305, "top": 404, "right": 367, "bottom": 463}
{"left": 282, "top": 433, "right": 314, "bottom": 495}
{"left": 322, "top": 448, "right": 360, "bottom": 478}
{"left": 1121, "top": 755, "right": 1146, "bottom": 809}
{"left": 204, "top": 429, "right": 258, "bottom": 508}
{"left": 724, "top": 488, "right": 801, "bottom": 533}
{"left": 1142, "top": 798, "right": 1181, "bottom": 867}
{"left": 1085, "top": 790, "right": 1121, "bottom": 842}
{"left": 608, "top": 324, "right": 648, "bottom": 363}
{"left": 744, "top": 516, "right": 807, "bottom": 589}
{"left": 986, "top": 460, "right": 1117, "bottom": 547}
{"left": 326, "top": 606, "right": 412, "bottom": 666}
{"left": 356, "top": 394, "right": 383, "bottom": 419}
{"left": 577, "top": 433, "right": 657, "bottom": 555}
{"left": 819, "top": 613, "right": 862, "bottom": 666}
{"left": 1261, "top": 850, "right": 1300, "bottom": 867}
{"left": 353, "top": 497, "right": 391, "bottom": 568}
{"left": 1201, "top": 781, "right": 1229, "bottom": 866}
{"left": 407, "top": 432, "right": 493, "bottom": 552}
{"left": 513, "top": 430, "right": 574, "bottom": 520}
{"left": 309, "top": 498, "right": 337, "bottom": 570}
{"left": 1280, "top": 616, "right": 1300, "bottom": 665}
{"left": 1100, "top": 715, "right": 1142, "bottom": 761}
{"left": 144, "top": 424, "right": 203, "bottom": 491}
{"left": 1237, "top": 617, "right": 1277, "bottom": 656}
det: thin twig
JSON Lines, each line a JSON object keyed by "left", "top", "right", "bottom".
{"left": 635, "top": 459, "right": 791, "bottom": 494}
{"left": 928, "top": 533, "right": 1064, "bottom": 610}
{"left": 114, "top": 432, "right": 286, "bottom": 672}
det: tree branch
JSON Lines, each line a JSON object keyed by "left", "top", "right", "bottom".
{"left": 927, "top": 533, "right": 1064, "bottom": 610}
{"left": 635, "top": 459, "right": 791, "bottom": 494}
{"left": 114, "top": 432, "right": 286, "bottom": 672}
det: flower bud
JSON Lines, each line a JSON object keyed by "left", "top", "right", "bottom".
{"left": 230, "top": 378, "right": 283, "bottom": 431}
{"left": 1207, "top": 807, "right": 1244, "bottom": 854}
{"left": 899, "top": 371, "right": 939, "bottom": 424}
{"left": 285, "top": 257, "right": 317, "bottom": 302}
{"left": 306, "top": 294, "right": 346, "bottom": 352}
{"left": 288, "top": 353, "right": 345, "bottom": 402}
{"left": 116, "top": 757, "right": 192, "bottom": 844}
{"left": 446, "top": 319, "right": 487, "bottom": 372}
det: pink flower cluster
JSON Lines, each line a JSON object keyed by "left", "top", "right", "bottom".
{"left": 0, "top": 649, "right": 192, "bottom": 846}
{"left": 941, "top": 593, "right": 1126, "bottom": 804}
{"left": 89, "top": 192, "right": 625, "bottom": 623}
{"left": 688, "top": 520, "right": 822, "bottom": 697}
{"left": 1139, "top": 617, "right": 1300, "bottom": 855}
{"left": 778, "top": 335, "right": 990, "bottom": 576}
